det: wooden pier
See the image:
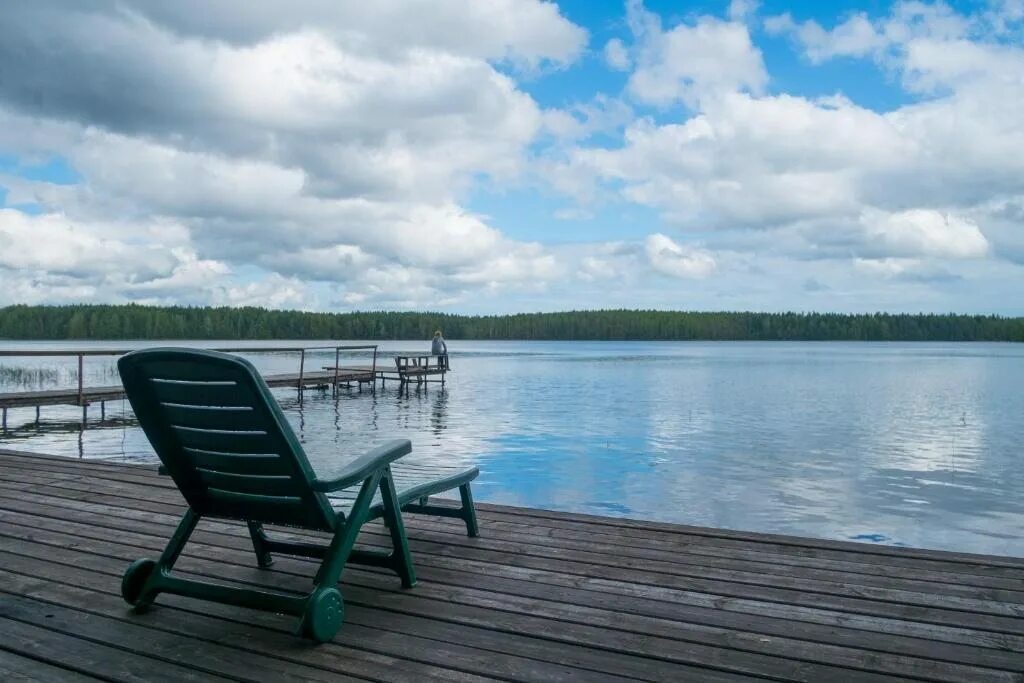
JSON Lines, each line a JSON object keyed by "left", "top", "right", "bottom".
{"left": 0, "top": 450, "right": 1022, "bottom": 682}
{"left": 0, "top": 345, "right": 380, "bottom": 430}
{"left": 0, "top": 370, "right": 376, "bottom": 408}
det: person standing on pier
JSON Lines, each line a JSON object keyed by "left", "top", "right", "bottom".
{"left": 432, "top": 330, "right": 448, "bottom": 370}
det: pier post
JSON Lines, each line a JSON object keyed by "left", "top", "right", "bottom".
{"left": 297, "top": 349, "right": 306, "bottom": 403}
{"left": 77, "top": 353, "right": 84, "bottom": 407}
{"left": 2, "top": 407, "right": 6, "bottom": 432}
{"left": 101, "top": 401, "right": 106, "bottom": 421}
{"left": 332, "top": 347, "right": 340, "bottom": 398}
{"left": 82, "top": 404, "right": 88, "bottom": 429}
{"left": 35, "top": 406, "right": 40, "bottom": 425}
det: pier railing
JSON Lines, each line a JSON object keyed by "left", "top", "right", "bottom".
{"left": 0, "top": 344, "right": 378, "bottom": 400}
{"left": 0, "top": 344, "right": 380, "bottom": 429}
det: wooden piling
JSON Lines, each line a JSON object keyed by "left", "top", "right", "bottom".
{"left": 76, "top": 354, "right": 84, "bottom": 407}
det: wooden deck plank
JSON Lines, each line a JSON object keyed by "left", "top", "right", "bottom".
{"left": 1, "top": 514, "right": 826, "bottom": 682}
{"left": 6, "top": 449, "right": 1022, "bottom": 579}
{"left": 0, "top": 452, "right": 1022, "bottom": 682}
{"left": 0, "top": 548, "right": 700, "bottom": 683}
{"left": 0, "top": 511, "right": 1015, "bottom": 683}
{"left": 5, "top": 495, "right": 1022, "bottom": 664}
{"left": 3, "top": 480, "right": 1023, "bottom": 629}
{"left": 5, "top": 467, "right": 1023, "bottom": 626}
{"left": 0, "top": 529, "right": 923, "bottom": 683}
{"left": 6, "top": 450, "right": 1023, "bottom": 587}
{"left": 3, "top": 474, "right": 1024, "bottom": 661}
{"left": 0, "top": 525, "right": 751, "bottom": 682}
{"left": 10, "top": 455, "right": 1020, "bottom": 598}
{"left": 0, "top": 565, "right": 501, "bottom": 683}
{"left": 1, "top": 590, "right": 373, "bottom": 683}
{"left": 0, "top": 615, "right": 231, "bottom": 682}
{"left": 0, "top": 647, "right": 103, "bottom": 682}
{"left": 482, "top": 503, "right": 1024, "bottom": 570}
{"left": 0, "top": 525, "right": 1018, "bottom": 683}
{"left": 3, "top": 463, "right": 1024, "bottom": 639}
{"left": 3, "top": 466, "right": 1021, "bottom": 624}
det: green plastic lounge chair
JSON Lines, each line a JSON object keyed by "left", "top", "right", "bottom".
{"left": 117, "top": 347, "right": 478, "bottom": 643}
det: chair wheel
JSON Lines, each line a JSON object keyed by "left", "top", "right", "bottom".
{"left": 301, "top": 588, "right": 344, "bottom": 643}
{"left": 121, "top": 558, "right": 157, "bottom": 606}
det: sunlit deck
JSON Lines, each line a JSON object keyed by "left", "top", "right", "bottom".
{"left": 0, "top": 450, "right": 1022, "bottom": 682}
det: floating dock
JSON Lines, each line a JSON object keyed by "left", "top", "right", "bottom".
{"left": 0, "top": 450, "right": 1021, "bottom": 681}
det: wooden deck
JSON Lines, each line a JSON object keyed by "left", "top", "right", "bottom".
{"left": 0, "top": 450, "right": 1022, "bottom": 682}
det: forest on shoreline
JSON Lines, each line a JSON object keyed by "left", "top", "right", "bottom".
{"left": 0, "top": 304, "right": 1022, "bottom": 342}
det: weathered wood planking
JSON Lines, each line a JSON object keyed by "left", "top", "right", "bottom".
{"left": 0, "top": 449, "right": 1022, "bottom": 682}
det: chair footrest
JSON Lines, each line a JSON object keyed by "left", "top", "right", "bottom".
{"left": 389, "top": 465, "right": 480, "bottom": 511}
{"left": 327, "top": 464, "right": 479, "bottom": 519}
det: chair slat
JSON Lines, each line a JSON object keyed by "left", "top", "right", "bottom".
{"left": 149, "top": 379, "right": 255, "bottom": 408}
{"left": 206, "top": 488, "right": 304, "bottom": 507}
{"left": 160, "top": 402, "right": 263, "bottom": 431}
{"left": 184, "top": 447, "right": 293, "bottom": 476}
{"left": 197, "top": 468, "right": 303, "bottom": 497}
{"left": 142, "top": 359, "right": 244, "bottom": 383}
{"left": 172, "top": 424, "right": 277, "bottom": 454}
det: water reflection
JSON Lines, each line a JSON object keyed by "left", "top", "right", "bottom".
{"left": 430, "top": 389, "right": 448, "bottom": 437}
{"left": 1, "top": 340, "right": 1022, "bottom": 556}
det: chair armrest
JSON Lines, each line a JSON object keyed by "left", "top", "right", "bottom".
{"left": 310, "top": 439, "right": 412, "bottom": 492}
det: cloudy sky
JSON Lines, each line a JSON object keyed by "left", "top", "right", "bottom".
{"left": 0, "top": 0, "right": 1022, "bottom": 313}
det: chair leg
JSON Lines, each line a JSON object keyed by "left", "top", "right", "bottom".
{"left": 459, "top": 483, "right": 480, "bottom": 538}
{"left": 247, "top": 521, "right": 274, "bottom": 568}
{"left": 123, "top": 507, "right": 200, "bottom": 609}
{"left": 160, "top": 508, "right": 201, "bottom": 570}
{"left": 300, "top": 471, "right": 385, "bottom": 641}
{"left": 312, "top": 471, "right": 383, "bottom": 589}
{"left": 379, "top": 468, "right": 417, "bottom": 588}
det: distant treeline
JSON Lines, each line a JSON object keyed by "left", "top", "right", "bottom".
{"left": 0, "top": 304, "right": 1022, "bottom": 342}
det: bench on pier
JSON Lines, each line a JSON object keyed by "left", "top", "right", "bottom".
{"left": 393, "top": 355, "right": 448, "bottom": 385}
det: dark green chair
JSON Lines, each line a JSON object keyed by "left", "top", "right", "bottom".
{"left": 117, "top": 347, "right": 472, "bottom": 643}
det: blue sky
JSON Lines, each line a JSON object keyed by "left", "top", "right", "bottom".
{"left": 0, "top": 1, "right": 1022, "bottom": 313}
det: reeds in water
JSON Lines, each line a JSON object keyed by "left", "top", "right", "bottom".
{"left": 0, "top": 363, "right": 120, "bottom": 390}
{"left": 0, "top": 366, "right": 61, "bottom": 389}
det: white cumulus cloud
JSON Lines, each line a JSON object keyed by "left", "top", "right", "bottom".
{"left": 645, "top": 234, "right": 717, "bottom": 279}
{"left": 624, "top": 0, "right": 767, "bottom": 107}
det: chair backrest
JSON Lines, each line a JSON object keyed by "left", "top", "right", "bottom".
{"left": 118, "top": 348, "right": 336, "bottom": 530}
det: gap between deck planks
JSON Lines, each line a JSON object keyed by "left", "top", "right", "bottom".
{"left": 0, "top": 450, "right": 1021, "bottom": 682}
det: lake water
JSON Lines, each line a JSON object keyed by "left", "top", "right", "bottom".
{"left": 1, "top": 339, "right": 1022, "bottom": 557}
